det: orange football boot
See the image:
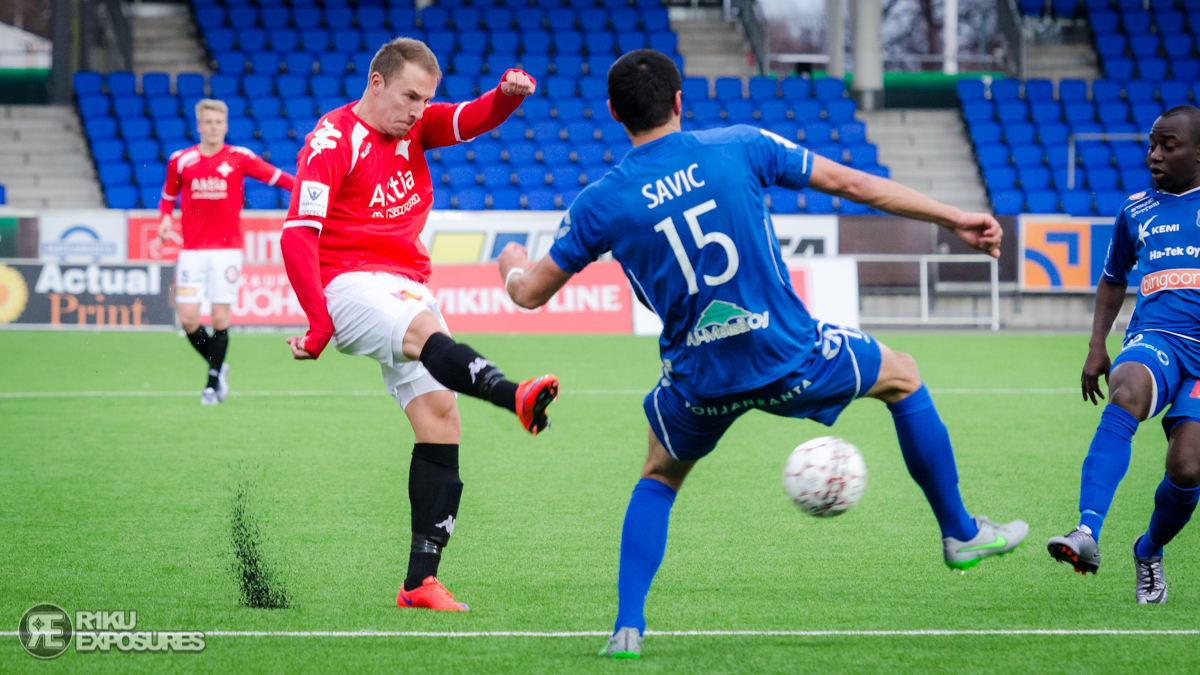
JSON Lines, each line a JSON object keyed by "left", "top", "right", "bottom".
{"left": 515, "top": 374, "right": 559, "bottom": 435}
{"left": 396, "top": 576, "right": 469, "bottom": 611}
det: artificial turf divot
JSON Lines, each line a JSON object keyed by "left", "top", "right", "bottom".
{"left": 229, "top": 473, "right": 290, "bottom": 609}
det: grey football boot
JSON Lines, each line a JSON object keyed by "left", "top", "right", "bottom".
{"left": 943, "top": 516, "right": 1029, "bottom": 570}
{"left": 1134, "top": 536, "right": 1168, "bottom": 604}
{"left": 599, "top": 627, "right": 642, "bottom": 658}
{"left": 216, "top": 363, "right": 230, "bottom": 402}
{"left": 1047, "top": 526, "right": 1101, "bottom": 574}
{"left": 200, "top": 387, "right": 220, "bottom": 406}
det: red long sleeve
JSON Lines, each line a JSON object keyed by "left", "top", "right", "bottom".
{"left": 281, "top": 225, "right": 334, "bottom": 358}
{"left": 417, "top": 68, "right": 534, "bottom": 150}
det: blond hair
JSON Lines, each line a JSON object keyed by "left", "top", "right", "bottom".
{"left": 194, "top": 98, "right": 229, "bottom": 119}
{"left": 368, "top": 37, "right": 442, "bottom": 84}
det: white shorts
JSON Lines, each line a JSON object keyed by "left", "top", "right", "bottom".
{"left": 175, "top": 248, "right": 243, "bottom": 305}
{"left": 325, "top": 271, "right": 451, "bottom": 409}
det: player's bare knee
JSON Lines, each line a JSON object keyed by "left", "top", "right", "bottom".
{"left": 871, "top": 350, "right": 922, "bottom": 404}
{"left": 1166, "top": 423, "right": 1200, "bottom": 488}
{"left": 1108, "top": 383, "right": 1152, "bottom": 421}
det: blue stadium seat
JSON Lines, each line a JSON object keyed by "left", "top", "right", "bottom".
{"left": 1124, "top": 10, "right": 1153, "bottom": 33}
{"left": 1065, "top": 101, "right": 1097, "bottom": 124}
{"left": 177, "top": 73, "right": 206, "bottom": 98}
{"left": 519, "top": 54, "right": 550, "bottom": 79}
{"left": 472, "top": 141, "right": 503, "bottom": 165}
{"left": 802, "top": 190, "right": 834, "bottom": 214}
{"left": 984, "top": 166, "right": 1018, "bottom": 190}
{"left": 580, "top": 8, "right": 607, "bottom": 31}
{"left": 259, "top": 118, "right": 290, "bottom": 141}
{"left": 682, "top": 76, "right": 710, "bottom": 102}
{"left": 847, "top": 144, "right": 878, "bottom": 166}
{"left": 768, "top": 188, "right": 800, "bottom": 214}
{"left": 74, "top": 70, "right": 105, "bottom": 97}
{"left": 962, "top": 101, "right": 995, "bottom": 124}
{"left": 276, "top": 74, "right": 306, "bottom": 98}
{"left": 147, "top": 96, "right": 180, "bottom": 119}
{"left": 586, "top": 32, "right": 615, "bottom": 55}
{"left": 195, "top": 6, "right": 226, "bottom": 31}
{"left": 714, "top": 77, "right": 743, "bottom": 101}
{"left": 617, "top": 31, "right": 648, "bottom": 52}
{"left": 1098, "top": 101, "right": 1131, "bottom": 124}
{"left": 552, "top": 166, "right": 583, "bottom": 189}
{"left": 327, "top": 7, "right": 354, "bottom": 30}
{"left": 1012, "top": 143, "right": 1046, "bottom": 168}
{"left": 802, "top": 121, "right": 834, "bottom": 143}
{"left": 582, "top": 163, "right": 610, "bottom": 183}
{"left": 1088, "top": 166, "right": 1120, "bottom": 190}
{"left": 98, "top": 162, "right": 133, "bottom": 186}
{"left": 611, "top": 7, "right": 638, "bottom": 31}
{"left": 490, "top": 187, "right": 522, "bottom": 210}
{"left": 1060, "top": 190, "right": 1094, "bottom": 215}
{"left": 1025, "top": 79, "right": 1054, "bottom": 101}
{"left": 387, "top": 7, "right": 416, "bottom": 29}
{"left": 956, "top": 79, "right": 986, "bottom": 101}
{"left": 245, "top": 183, "right": 279, "bottom": 209}
{"left": 262, "top": 6, "right": 290, "bottom": 29}
{"left": 516, "top": 166, "right": 548, "bottom": 189}
{"left": 1160, "top": 80, "right": 1190, "bottom": 107}
{"left": 251, "top": 52, "right": 283, "bottom": 75}
{"left": 210, "top": 73, "right": 239, "bottom": 98}
{"left": 319, "top": 53, "right": 349, "bottom": 76}
{"left": 972, "top": 122, "right": 1002, "bottom": 145}
{"left": 311, "top": 74, "right": 341, "bottom": 99}
{"left": 505, "top": 141, "right": 538, "bottom": 165}
{"left": 228, "top": 6, "right": 258, "bottom": 29}
{"left": 496, "top": 119, "right": 529, "bottom": 143}
{"left": 332, "top": 29, "right": 362, "bottom": 53}
{"left": 578, "top": 75, "right": 606, "bottom": 100}
{"left": 139, "top": 186, "right": 162, "bottom": 208}
{"left": 1139, "top": 57, "right": 1169, "bottom": 79}
{"left": 1026, "top": 189, "right": 1059, "bottom": 212}
{"left": 491, "top": 31, "right": 520, "bottom": 54}
{"left": 1019, "top": 165, "right": 1052, "bottom": 190}
{"left": 525, "top": 188, "right": 557, "bottom": 210}
{"left": 237, "top": 29, "right": 266, "bottom": 52}
{"left": 454, "top": 188, "right": 486, "bottom": 210}
{"left": 1005, "top": 122, "right": 1037, "bottom": 145}
{"left": 648, "top": 31, "right": 678, "bottom": 55}
{"left": 976, "top": 143, "right": 1010, "bottom": 168}
{"left": 1122, "top": 166, "right": 1152, "bottom": 191}
{"left": 142, "top": 72, "right": 171, "bottom": 97}
{"left": 154, "top": 117, "right": 187, "bottom": 141}
{"left": 301, "top": 29, "right": 330, "bottom": 53}
{"left": 134, "top": 162, "right": 166, "bottom": 186}
{"left": 575, "top": 142, "right": 606, "bottom": 165}
{"left": 421, "top": 6, "right": 449, "bottom": 29}
{"left": 285, "top": 96, "right": 316, "bottom": 117}
{"left": 546, "top": 76, "right": 576, "bottom": 99}
{"left": 1106, "top": 57, "right": 1135, "bottom": 79}
{"left": 1173, "top": 59, "right": 1200, "bottom": 79}
{"left": 532, "top": 120, "right": 563, "bottom": 143}
{"left": 759, "top": 100, "right": 789, "bottom": 123}
{"left": 997, "top": 101, "right": 1029, "bottom": 123}
{"left": 1080, "top": 144, "right": 1114, "bottom": 169}
{"left": 113, "top": 95, "right": 145, "bottom": 119}
{"left": 748, "top": 76, "right": 778, "bottom": 101}
{"left": 554, "top": 30, "right": 583, "bottom": 54}
{"left": 1031, "top": 101, "right": 1062, "bottom": 124}
{"left": 216, "top": 51, "right": 248, "bottom": 73}
{"left": 791, "top": 99, "right": 822, "bottom": 122}
{"left": 1095, "top": 189, "right": 1126, "bottom": 215}
{"left": 91, "top": 139, "right": 125, "bottom": 163}
{"left": 269, "top": 29, "right": 299, "bottom": 52}
{"left": 1091, "top": 79, "right": 1122, "bottom": 102}
{"left": 781, "top": 78, "right": 811, "bottom": 101}
{"left": 557, "top": 99, "right": 587, "bottom": 120}
{"left": 458, "top": 30, "right": 487, "bottom": 54}
{"left": 991, "top": 79, "right": 1021, "bottom": 101}
{"left": 1133, "top": 102, "right": 1163, "bottom": 127}
{"left": 1114, "top": 144, "right": 1147, "bottom": 167}
{"left": 1057, "top": 79, "right": 1086, "bottom": 102}
{"left": 1130, "top": 34, "right": 1161, "bottom": 58}
{"left": 725, "top": 100, "right": 755, "bottom": 123}
{"left": 85, "top": 117, "right": 119, "bottom": 141}
{"left": 556, "top": 54, "right": 585, "bottom": 77}
{"left": 813, "top": 76, "right": 846, "bottom": 100}
{"left": 106, "top": 185, "right": 139, "bottom": 208}
{"left": 825, "top": 99, "right": 856, "bottom": 122}
{"left": 587, "top": 55, "right": 616, "bottom": 75}
{"left": 78, "top": 95, "right": 110, "bottom": 117}
{"left": 542, "top": 142, "right": 572, "bottom": 165}
{"left": 1090, "top": 10, "right": 1119, "bottom": 33}
{"left": 992, "top": 189, "right": 1024, "bottom": 215}
{"left": 767, "top": 122, "right": 800, "bottom": 142}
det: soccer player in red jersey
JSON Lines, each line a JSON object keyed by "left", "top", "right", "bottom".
{"left": 158, "top": 98, "right": 296, "bottom": 405}
{"left": 280, "top": 38, "right": 560, "bottom": 611}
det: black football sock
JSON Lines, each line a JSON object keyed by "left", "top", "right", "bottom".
{"left": 404, "top": 443, "right": 462, "bottom": 592}
{"left": 187, "top": 327, "right": 211, "bottom": 360}
{"left": 419, "top": 333, "right": 519, "bottom": 413}
{"left": 207, "top": 328, "right": 229, "bottom": 389}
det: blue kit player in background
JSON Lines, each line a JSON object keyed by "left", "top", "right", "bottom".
{"left": 498, "top": 50, "right": 1028, "bottom": 658}
{"left": 1049, "top": 105, "right": 1200, "bottom": 604}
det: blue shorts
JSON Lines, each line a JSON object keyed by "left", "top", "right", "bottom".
{"left": 1111, "top": 329, "right": 1200, "bottom": 438}
{"left": 644, "top": 324, "right": 883, "bottom": 461}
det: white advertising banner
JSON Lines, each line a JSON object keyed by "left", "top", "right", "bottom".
{"left": 38, "top": 210, "right": 129, "bottom": 263}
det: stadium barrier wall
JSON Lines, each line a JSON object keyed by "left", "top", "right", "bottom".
{"left": 2, "top": 208, "right": 857, "bottom": 332}
{"left": 1018, "top": 214, "right": 1133, "bottom": 292}
{"left": 0, "top": 259, "right": 173, "bottom": 328}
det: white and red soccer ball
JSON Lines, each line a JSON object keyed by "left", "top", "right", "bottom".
{"left": 783, "top": 436, "right": 867, "bottom": 518}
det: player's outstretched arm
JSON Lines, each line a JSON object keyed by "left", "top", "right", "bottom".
{"left": 244, "top": 154, "right": 297, "bottom": 191}
{"left": 420, "top": 69, "right": 536, "bottom": 150}
{"left": 807, "top": 154, "right": 1002, "bottom": 258}
{"left": 498, "top": 242, "right": 573, "bottom": 309}
{"left": 1082, "top": 278, "right": 1128, "bottom": 405}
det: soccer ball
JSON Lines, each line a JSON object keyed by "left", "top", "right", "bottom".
{"left": 782, "top": 436, "right": 867, "bottom": 518}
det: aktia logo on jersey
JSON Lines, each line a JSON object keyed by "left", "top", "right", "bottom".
{"left": 369, "top": 170, "right": 420, "bottom": 217}
{"left": 189, "top": 176, "right": 228, "bottom": 199}
{"left": 307, "top": 120, "right": 342, "bottom": 164}
{"left": 686, "top": 300, "right": 769, "bottom": 347}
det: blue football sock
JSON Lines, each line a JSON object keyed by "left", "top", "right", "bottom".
{"left": 1135, "top": 474, "right": 1200, "bottom": 558}
{"left": 888, "top": 385, "right": 978, "bottom": 542}
{"left": 1078, "top": 404, "right": 1138, "bottom": 542}
{"left": 613, "top": 477, "right": 676, "bottom": 634}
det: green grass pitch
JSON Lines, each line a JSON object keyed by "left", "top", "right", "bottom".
{"left": 1, "top": 330, "right": 1197, "bottom": 673}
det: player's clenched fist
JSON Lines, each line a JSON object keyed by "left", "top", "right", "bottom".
{"left": 501, "top": 70, "right": 536, "bottom": 97}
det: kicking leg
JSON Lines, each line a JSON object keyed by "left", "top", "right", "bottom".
{"left": 179, "top": 303, "right": 208, "bottom": 360}
{"left": 602, "top": 429, "right": 695, "bottom": 659}
{"left": 1132, "top": 420, "right": 1200, "bottom": 603}
{"left": 400, "top": 312, "right": 558, "bottom": 435}
{"left": 1050, "top": 362, "right": 1153, "bottom": 574}
{"left": 396, "top": 390, "right": 469, "bottom": 611}
{"left": 868, "top": 341, "right": 1027, "bottom": 569}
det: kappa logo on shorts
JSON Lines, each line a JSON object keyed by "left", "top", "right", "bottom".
{"left": 225, "top": 266, "right": 239, "bottom": 283}
{"left": 393, "top": 290, "right": 422, "bottom": 302}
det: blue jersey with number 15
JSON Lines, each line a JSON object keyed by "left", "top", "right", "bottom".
{"left": 548, "top": 125, "right": 822, "bottom": 396}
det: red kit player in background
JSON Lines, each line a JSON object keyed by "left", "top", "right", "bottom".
{"left": 281, "top": 38, "right": 560, "bottom": 611}
{"left": 158, "top": 98, "right": 296, "bottom": 405}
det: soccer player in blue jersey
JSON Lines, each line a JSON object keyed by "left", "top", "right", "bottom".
{"left": 498, "top": 50, "right": 1027, "bottom": 657}
{"left": 1048, "top": 106, "right": 1200, "bottom": 604}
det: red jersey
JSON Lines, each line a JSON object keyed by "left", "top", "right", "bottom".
{"left": 159, "top": 144, "right": 296, "bottom": 250}
{"left": 280, "top": 70, "right": 531, "bottom": 358}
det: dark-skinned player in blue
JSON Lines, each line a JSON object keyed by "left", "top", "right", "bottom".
{"left": 497, "top": 50, "right": 1028, "bottom": 658}
{"left": 1049, "top": 105, "right": 1200, "bottom": 604}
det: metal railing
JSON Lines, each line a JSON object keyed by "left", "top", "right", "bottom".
{"left": 996, "top": 0, "right": 1028, "bottom": 79}
{"left": 851, "top": 254, "right": 1001, "bottom": 331}
{"left": 100, "top": 0, "right": 134, "bottom": 72}
{"left": 1067, "top": 132, "right": 1148, "bottom": 189}
{"left": 728, "top": 0, "right": 769, "bottom": 76}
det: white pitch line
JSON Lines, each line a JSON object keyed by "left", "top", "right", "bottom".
{"left": 1, "top": 629, "right": 1192, "bottom": 638}
{"left": 0, "top": 388, "right": 1079, "bottom": 399}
